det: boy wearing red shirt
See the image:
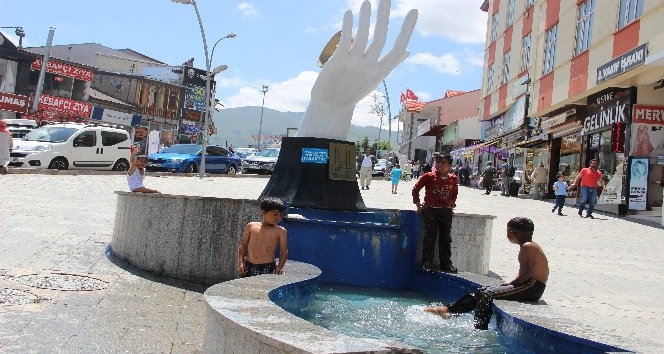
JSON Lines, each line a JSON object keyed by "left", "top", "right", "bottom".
{"left": 412, "top": 153, "right": 459, "bottom": 273}
{"left": 570, "top": 159, "right": 605, "bottom": 219}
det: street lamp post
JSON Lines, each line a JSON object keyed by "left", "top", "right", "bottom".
{"left": 171, "top": 0, "right": 234, "bottom": 178}
{"left": 0, "top": 26, "right": 25, "bottom": 48}
{"left": 257, "top": 85, "right": 268, "bottom": 149}
{"left": 211, "top": 33, "right": 236, "bottom": 63}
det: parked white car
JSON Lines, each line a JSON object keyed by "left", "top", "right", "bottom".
{"left": 241, "top": 148, "right": 280, "bottom": 174}
{"left": 372, "top": 159, "right": 392, "bottom": 176}
{"left": 10, "top": 123, "right": 132, "bottom": 170}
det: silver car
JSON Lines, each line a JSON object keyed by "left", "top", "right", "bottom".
{"left": 241, "top": 148, "right": 280, "bottom": 174}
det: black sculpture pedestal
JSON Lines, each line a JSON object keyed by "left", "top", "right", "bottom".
{"left": 259, "top": 137, "right": 366, "bottom": 211}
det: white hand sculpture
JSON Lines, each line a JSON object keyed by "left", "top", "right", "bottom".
{"left": 296, "top": 0, "right": 418, "bottom": 140}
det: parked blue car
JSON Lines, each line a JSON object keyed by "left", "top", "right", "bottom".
{"left": 146, "top": 144, "right": 241, "bottom": 174}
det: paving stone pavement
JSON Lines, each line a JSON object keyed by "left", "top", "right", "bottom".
{"left": 0, "top": 172, "right": 662, "bottom": 353}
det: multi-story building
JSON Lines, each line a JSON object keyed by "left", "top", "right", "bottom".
{"left": 480, "top": 0, "right": 664, "bottom": 214}
{"left": 398, "top": 90, "right": 482, "bottom": 166}
{"left": 0, "top": 32, "right": 34, "bottom": 121}
{"left": 26, "top": 43, "right": 217, "bottom": 148}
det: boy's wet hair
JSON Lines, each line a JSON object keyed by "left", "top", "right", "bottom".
{"left": 507, "top": 217, "right": 534, "bottom": 232}
{"left": 260, "top": 197, "right": 285, "bottom": 212}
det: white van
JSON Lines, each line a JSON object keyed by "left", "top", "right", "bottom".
{"left": 10, "top": 123, "right": 132, "bottom": 170}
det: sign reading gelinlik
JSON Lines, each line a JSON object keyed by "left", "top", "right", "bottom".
{"left": 596, "top": 43, "right": 647, "bottom": 84}
{"left": 301, "top": 148, "right": 328, "bottom": 164}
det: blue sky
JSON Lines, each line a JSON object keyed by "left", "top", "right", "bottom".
{"left": 1, "top": 0, "right": 487, "bottom": 129}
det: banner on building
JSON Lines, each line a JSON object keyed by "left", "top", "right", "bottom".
{"left": 582, "top": 88, "right": 633, "bottom": 135}
{"left": 31, "top": 57, "right": 93, "bottom": 82}
{"left": 36, "top": 94, "right": 92, "bottom": 117}
{"left": 0, "top": 91, "right": 29, "bottom": 114}
{"left": 630, "top": 105, "right": 664, "bottom": 157}
{"left": 628, "top": 158, "right": 649, "bottom": 210}
{"left": 91, "top": 107, "right": 141, "bottom": 127}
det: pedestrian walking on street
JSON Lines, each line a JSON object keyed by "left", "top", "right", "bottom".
{"left": 552, "top": 173, "right": 568, "bottom": 215}
{"left": 531, "top": 162, "right": 549, "bottom": 200}
{"left": 499, "top": 158, "right": 511, "bottom": 197}
{"left": 0, "top": 119, "right": 12, "bottom": 175}
{"left": 358, "top": 149, "right": 377, "bottom": 190}
{"left": 481, "top": 162, "right": 496, "bottom": 195}
{"left": 570, "top": 159, "right": 604, "bottom": 219}
{"left": 390, "top": 164, "right": 403, "bottom": 194}
{"left": 412, "top": 161, "right": 420, "bottom": 179}
{"left": 412, "top": 153, "right": 459, "bottom": 273}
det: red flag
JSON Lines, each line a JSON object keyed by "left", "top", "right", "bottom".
{"left": 406, "top": 88, "right": 418, "bottom": 101}
{"left": 400, "top": 92, "right": 406, "bottom": 103}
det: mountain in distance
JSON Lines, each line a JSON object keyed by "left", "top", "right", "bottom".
{"left": 209, "top": 106, "right": 397, "bottom": 149}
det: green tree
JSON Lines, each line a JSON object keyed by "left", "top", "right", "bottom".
{"left": 355, "top": 136, "right": 370, "bottom": 154}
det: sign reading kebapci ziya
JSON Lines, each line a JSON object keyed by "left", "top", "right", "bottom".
{"left": 301, "top": 148, "right": 328, "bottom": 164}
{"left": 38, "top": 94, "right": 92, "bottom": 117}
{"left": 31, "top": 57, "right": 94, "bottom": 82}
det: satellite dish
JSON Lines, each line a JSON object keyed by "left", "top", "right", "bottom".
{"left": 317, "top": 31, "right": 347, "bottom": 68}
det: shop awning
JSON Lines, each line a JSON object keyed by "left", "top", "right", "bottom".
{"left": 89, "top": 88, "right": 133, "bottom": 107}
{"left": 515, "top": 138, "right": 547, "bottom": 148}
{"left": 420, "top": 124, "right": 445, "bottom": 136}
{"left": 470, "top": 138, "right": 501, "bottom": 153}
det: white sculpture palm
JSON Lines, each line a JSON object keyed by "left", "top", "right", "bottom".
{"left": 296, "top": 0, "right": 418, "bottom": 140}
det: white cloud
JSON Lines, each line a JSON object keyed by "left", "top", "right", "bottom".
{"left": 237, "top": 2, "right": 258, "bottom": 17}
{"left": 220, "top": 72, "right": 391, "bottom": 129}
{"left": 222, "top": 71, "right": 316, "bottom": 112}
{"left": 393, "top": 0, "right": 488, "bottom": 44}
{"left": 406, "top": 49, "right": 484, "bottom": 75}
{"left": 407, "top": 52, "right": 460, "bottom": 75}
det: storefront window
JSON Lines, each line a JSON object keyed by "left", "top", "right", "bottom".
{"left": 597, "top": 130, "right": 625, "bottom": 204}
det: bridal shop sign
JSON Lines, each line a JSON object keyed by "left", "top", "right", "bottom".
{"left": 630, "top": 105, "right": 664, "bottom": 157}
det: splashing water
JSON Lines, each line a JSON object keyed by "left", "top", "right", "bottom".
{"left": 299, "top": 284, "right": 532, "bottom": 354}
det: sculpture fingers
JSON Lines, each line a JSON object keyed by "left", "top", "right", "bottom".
{"left": 365, "top": 0, "right": 391, "bottom": 62}
{"left": 349, "top": 0, "right": 372, "bottom": 60}
{"left": 377, "top": 9, "right": 417, "bottom": 72}
{"left": 327, "top": 10, "right": 353, "bottom": 67}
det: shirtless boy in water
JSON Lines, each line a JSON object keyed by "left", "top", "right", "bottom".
{"left": 424, "top": 217, "right": 548, "bottom": 330}
{"left": 238, "top": 197, "right": 289, "bottom": 277}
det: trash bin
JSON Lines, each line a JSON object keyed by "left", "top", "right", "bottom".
{"left": 509, "top": 180, "right": 520, "bottom": 197}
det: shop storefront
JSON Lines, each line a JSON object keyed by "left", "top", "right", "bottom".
{"left": 629, "top": 104, "right": 664, "bottom": 209}
{"left": 134, "top": 79, "right": 181, "bottom": 149}
{"left": 580, "top": 87, "right": 634, "bottom": 214}
{"left": 24, "top": 57, "right": 94, "bottom": 124}
{"left": 542, "top": 109, "right": 583, "bottom": 198}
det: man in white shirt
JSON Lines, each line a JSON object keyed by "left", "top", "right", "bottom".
{"left": 359, "top": 149, "right": 377, "bottom": 190}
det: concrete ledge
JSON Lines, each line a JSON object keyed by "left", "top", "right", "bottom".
{"left": 203, "top": 261, "right": 421, "bottom": 354}
{"left": 111, "top": 192, "right": 261, "bottom": 284}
